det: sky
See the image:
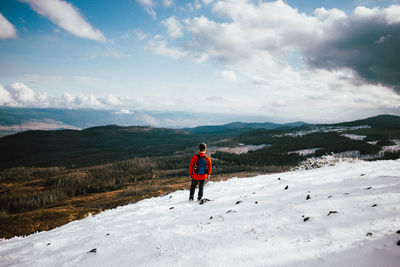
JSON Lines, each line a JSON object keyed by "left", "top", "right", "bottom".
{"left": 0, "top": 0, "right": 400, "bottom": 124}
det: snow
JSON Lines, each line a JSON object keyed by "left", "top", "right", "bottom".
{"left": 1, "top": 159, "right": 400, "bottom": 267}
{"left": 288, "top": 148, "right": 322, "bottom": 156}
{"left": 381, "top": 139, "right": 400, "bottom": 153}
{"left": 274, "top": 125, "right": 370, "bottom": 137}
{"left": 341, "top": 134, "right": 367, "bottom": 141}
{"left": 208, "top": 144, "right": 269, "bottom": 155}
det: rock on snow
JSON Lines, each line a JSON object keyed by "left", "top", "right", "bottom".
{"left": 1, "top": 159, "right": 400, "bottom": 267}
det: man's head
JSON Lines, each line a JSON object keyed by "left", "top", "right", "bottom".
{"left": 199, "top": 143, "right": 207, "bottom": 152}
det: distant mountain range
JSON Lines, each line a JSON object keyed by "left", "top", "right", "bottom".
{"left": 184, "top": 121, "right": 306, "bottom": 134}
{"left": 0, "top": 112, "right": 399, "bottom": 170}
{"left": 0, "top": 107, "right": 283, "bottom": 137}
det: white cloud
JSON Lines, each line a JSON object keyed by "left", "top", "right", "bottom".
{"left": 162, "top": 0, "right": 173, "bottom": 8}
{"left": 114, "top": 109, "right": 133, "bottom": 114}
{"left": 0, "top": 82, "right": 128, "bottom": 110}
{"left": 218, "top": 70, "right": 237, "bottom": 82}
{"left": 0, "top": 13, "right": 17, "bottom": 40}
{"left": 202, "top": 0, "right": 213, "bottom": 5}
{"left": 136, "top": 0, "right": 157, "bottom": 19}
{"left": 124, "top": 29, "right": 148, "bottom": 41}
{"left": 385, "top": 5, "right": 400, "bottom": 24}
{"left": 195, "top": 0, "right": 202, "bottom": 9}
{"left": 0, "top": 85, "right": 13, "bottom": 105}
{"left": 159, "top": 1, "right": 400, "bottom": 120}
{"left": 146, "top": 7, "right": 157, "bottom": 20}
{"left": 136, "top": 0, "right": 154, "bottom": 7}
{"left": 100, "top": 94, "right": 121, "bottom": 106}
{"left": 162, "top": 16, "right": 183, "bottom": 38}
{"left": 182, "top": 1, "right": 400, "bottom": 91}
{"left": 6, "top": 82, "right": 36, "bottom": 104}
{"left": 20, "top": 0, "right": 106, "bottom": 42}
{"left": 147, "top": 35, "right": 187, "bottom": 60}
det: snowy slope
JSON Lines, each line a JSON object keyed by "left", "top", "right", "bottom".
{"left": 1, "top": 159, "right": 400, "bottom": 267}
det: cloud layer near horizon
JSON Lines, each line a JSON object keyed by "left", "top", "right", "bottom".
{"left": 0, "top": 82, "right": 124, "bottom": 109}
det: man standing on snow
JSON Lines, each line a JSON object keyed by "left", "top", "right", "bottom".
{"left": 189, "top": 143, "right": 212, "bottom": 201}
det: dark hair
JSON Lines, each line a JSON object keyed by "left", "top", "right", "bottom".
{"left": 199, "top": 143, "right": 207, "bottom": 151}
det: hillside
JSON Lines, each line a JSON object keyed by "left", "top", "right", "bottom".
{"left": 1, "top": 159, "right": 399, "bottom": 266}
{"left": 0, "top": 107, "right": 279, "bottom": 137}
{"left": 1, "top": 114, "right": 400, "bottom": 170}
{"left": 1, "top": 114, "right": 400, "bottom": 239}
{"left": 333, "top": 114, "right": 400, "bottom": 129}
{"left": 184, "top": 121, "right": 306, "bottom": 134}
{"left": 0, "top": 125, "right": 200, "bottom": 169}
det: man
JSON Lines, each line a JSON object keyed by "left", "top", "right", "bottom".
{"left": 189, "top": 143, "right": 212, "bottom": 201}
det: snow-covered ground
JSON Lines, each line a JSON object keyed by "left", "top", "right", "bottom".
{"left": 288, "top": 148, "right": 322, "bottom": 156}
{"left": 208, "top": 144, "right": 269, "bottom": 155}
{"left": 381, "top": 139, "right": 400, "bottom": 153}
{"left": 341, "top": 134, "right": 367, "bottom": 141}
{"left": 274, "top": 125, "right": 370, "bottom": 137}
{"left": 1, "top": 159, "right": 400, "bottom": 267}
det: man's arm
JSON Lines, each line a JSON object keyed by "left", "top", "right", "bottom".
{"left": 189, "top": 155, "right": 195, "bottom": 177}
{"left": 206, "top": 156, "right": 212, "bottom": 178}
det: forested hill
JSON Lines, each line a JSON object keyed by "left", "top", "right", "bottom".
{"left": 0, "top": 114, "right": 400, "bottom": 170}
{"left": 184, "top": 121, "right": 306, "bottom": 134}
{"left": 332, "top": 114, "right": 400, "bottom": 129}
{"left": 0, "top": 121, "right": 305, "bottom": 170}
{"left": 0, "top": 125, "right": 201, "bottom": 169}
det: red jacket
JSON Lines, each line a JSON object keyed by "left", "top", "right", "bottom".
{"left": 189, "top": 152, "right": 212, "bottom": 180}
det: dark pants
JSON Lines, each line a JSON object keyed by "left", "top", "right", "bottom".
{"left": 189, "top": 179, "right": 205, "bottom": 200}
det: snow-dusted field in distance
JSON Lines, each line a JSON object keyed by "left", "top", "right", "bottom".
{"left": 207, "top": 144, "right": 268, "bottom": 155}
{"left": 1, "top": 159, "right": 400, "bottom": 267}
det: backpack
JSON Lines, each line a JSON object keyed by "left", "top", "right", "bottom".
{"left": 194, "top": 154, "right": 208, "bottom": 175}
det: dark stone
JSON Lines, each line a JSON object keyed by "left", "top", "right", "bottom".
{"left": 344, "top": 193, "right": 350, "bottom": 195}
{"left": 303, "top": 217, "right": 310, "bottom": 222}
{"left": 106, "top": 233, "right": 110, "bottom": 236}
{"left": 284, "top": 185, "right": 289, "bottom": 190}
{"left": 364, "top": 187, "right": 372, "bottom": 190}
{"left": 88, "top": 248, "right": 97, "bottom": 254}
{"left": 327, "top": 211, "right": 338, "bottom": 216}
{"left": 255, "top": 201, "right": 258, "bottom": 204}
{"left": 47, "top": 243, "right": 51, "bottom": 246}
{"left": 236, "top": 201, "right": 243, "bottom": 205}
{"left": 396, "top": 230, "right": 400, "bottom": 234}
{"left": 169, "top": 207, "right": 174, "bottom": 210}
{"left": 371, "top": 204, "right": 378, "bottom": 207}
{"left": 302, "top": 215, "right": 305, "bottom": 217}
{"left": 169, "top": 195, "right": 173, "bottom": 199}
{"left": 209, "top": 216, "right": 213, "bottom": 220}
{"left": 328, "top": 196, "right": 332, "bottom": 198}
{"left": 361, "top": 174, "right": 365, "bottom": 176}
{"left": 397, "top": 240, "right": 400, "bottom": 246}
{"left": 252, "top": 192, "right": 256, "bottom": 194}
{"left": 306, "top": 194, "right": 311, "bottom": 200}
{"left": 278, "top": 178, "right": 281, "bottom": 180}
{"left": 199, "top": 198, "right": 211, "bottom": 205}
{"left": 366, "top": 232, "right": 373, "bottom": 237}
{"left": 226, "top": 210, "right": 236, "bottom": 214}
